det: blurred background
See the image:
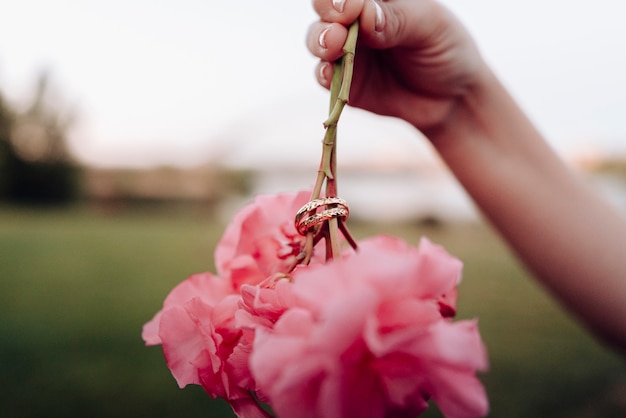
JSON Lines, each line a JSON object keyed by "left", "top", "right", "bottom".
{"left": 1, "top": 0, "right": 625, "bottom": 417}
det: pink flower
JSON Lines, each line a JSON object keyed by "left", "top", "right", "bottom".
{"left": 249, "top": 236, "right": 489, "bottom": 418}
{"left": 142, "top": 273, "right": 270, "bottom": 418}
{"left": 143, "top": 190, "right": 489, "bottom": 418}
{"left": 214, "top": 191, "right": 323, "bottom": 290}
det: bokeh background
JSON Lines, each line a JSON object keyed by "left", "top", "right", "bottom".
{"left": 1, "top": 0, "right": 626, "bottom": 417}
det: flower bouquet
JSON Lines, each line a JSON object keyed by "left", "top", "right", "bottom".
{"left": 143, "top": 21, "right": 488, "bottom": 418}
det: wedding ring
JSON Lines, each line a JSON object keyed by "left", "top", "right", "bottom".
{"left": 295, "top": 197, "right": 348, "bottom": 221}
{"left": 295, "top": 197, "right": 350, "bottom": 235}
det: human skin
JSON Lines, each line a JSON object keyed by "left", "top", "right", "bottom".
{"left": 307, "top": 0, "right": 626, "bottom": 354}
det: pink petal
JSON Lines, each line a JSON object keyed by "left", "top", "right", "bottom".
{"left": 364, "top": 299, "right": 441, "bottom": 356}
{"left": 226, "top": 342, "right": 255, "bottom": 391}
{"left": 318, "top": 352, "right": 386, "bottom": 418}
{"left": 142, "top": 311, "right": 163, "bottom": 345}
{"left": 412, "top": 320, "right": 489, "bottom": 371}
{"left": 163, "top": 272, "right": 233, "bottom": 307}
{"left": 272, "top": 307, "right": 316, "bottom": 337}
{"left": 214, "top": 203, "right": 258, "bottom": 276}
{"left": 229, "top": 396, "right": 273, "bottom": 418}
{"left": 239, "top": 281, "right": 295, "bottom": 323}
{"left": 159, "top": 301, "right": 217, "bottom": 388}
{"left": 142, "top": 272, "right": 233, "bottom": 347}
{"left": 427, "top": 367, "right": 489, "bottom": 418}
{"left": 373, "top": 355, "right": 429, "bottom": 412}
{"left": 310, "top": 287, "right": 378, "bottom": 354}
{"left": 356, "top": 236, "right": 462, "bottom": 315}
{"left": 250, "top": 309, "right": 317, "bottom": 391}
{"left": 228, "top": 255, "right": 266, "bottom": 289}
{"left": 211, "top": 294, "right": 242, "bottom": 333}
{"left": 404, "top": 320, "right": 489, "bottom": 417}
{"left": 413, "top": 237, "right": 463, "bottom": 300}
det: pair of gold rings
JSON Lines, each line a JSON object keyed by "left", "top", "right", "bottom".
{"left": 295, "top": 197, "right": 350, "bottom": 235}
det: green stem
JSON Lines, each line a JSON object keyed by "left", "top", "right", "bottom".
{"left": 323, "top": 20, "right": 359, "bottom": 128}
{"left": 306, "top": 20, "right": 359, "bottom": 261}
{"left": 313, "top": 20, "right": 359, "bottom": 199}
{"left": 328, "top": 218, "right": 342, "bottom": 259}
{"left": 319, "top": 63, "right": 343, "bottom": 188}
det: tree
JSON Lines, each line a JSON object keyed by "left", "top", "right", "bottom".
{"left": 0, "top": 71, "right": 81, "bottom": 204}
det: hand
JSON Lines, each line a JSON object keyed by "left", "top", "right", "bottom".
{"left": 310, "top": 1, "right": 626, "bottom": 355}
{"left": 307, "top": 0, "right": 487, "bottom": 132}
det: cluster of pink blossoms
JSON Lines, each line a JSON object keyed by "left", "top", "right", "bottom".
{"left": 142, "top": 191, "right": 489, "bottom": 418}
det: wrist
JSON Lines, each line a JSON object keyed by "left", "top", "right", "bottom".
{"left": 420, "top": 64, "right": 499, "bottom": 151}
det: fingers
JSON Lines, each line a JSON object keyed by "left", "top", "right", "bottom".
{"left": 310, "top": 0, "right": 448, "bottom": 50}
{"left": 306, "top": 21, "right": 343, "bottom": 89}
{"left": 315, "top": 61, "right": 334, "bottom": 89}
{"left": 312, "top": 0, "right": 365, "bottom": 26}
{"left": 307, "top": 0, "right": 385, "bottom": 90}
{"left": 310, "top": 0, "right": 382, "bottom": 39}
{"left": 308, "top": 0, "right": 401, "bottom": 55}
{"left": 306, "top": 21, "right": 349, "bottom": 62}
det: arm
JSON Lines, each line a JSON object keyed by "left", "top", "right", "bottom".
{"left": 308, "top": 0, "right": 626, "bottom": 353}
{"left": 431, "top": 68, "right": 626, "bottom": 354}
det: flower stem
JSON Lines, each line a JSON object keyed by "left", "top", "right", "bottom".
{"left": 323, "top": 20, "right": 359, "bottom": 128}
{"left": 312, "top": 20, "right": 359, "bottom": 200}
{"left": 305, "top": 20, "right": 359, "bottom": 261}
{"left": 325, "top": 64, "right": 342, "bottom": 258}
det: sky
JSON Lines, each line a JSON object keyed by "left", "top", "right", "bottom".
{"left": 1, "top": 0, "right": 626, "bottom": 168}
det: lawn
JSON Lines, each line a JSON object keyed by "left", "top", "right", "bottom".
{"left": 0, "top": 205, "right": 624, "bottom": 417}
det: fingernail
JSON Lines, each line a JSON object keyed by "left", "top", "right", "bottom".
{"left": 319, "top": 62, "right": 330, "bottom": 85}
{"left": 332, "top": 0, "right": 345, "bottom": 13}
{"left": 373, "top": 1, "right": 385, "bottom": 32}
{"left": 318, "top": 26, "right": 331, "bottom": 49}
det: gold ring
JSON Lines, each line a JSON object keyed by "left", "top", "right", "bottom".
{"left": 295, "top": 197, "right": 348, "bottom": 221}
{"left": 295, "top": 197, "right": 350, "bottom": 235}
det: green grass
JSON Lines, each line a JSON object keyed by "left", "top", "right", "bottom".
{"left": 0, "top": 206, "right": 624, "bottom": 417}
